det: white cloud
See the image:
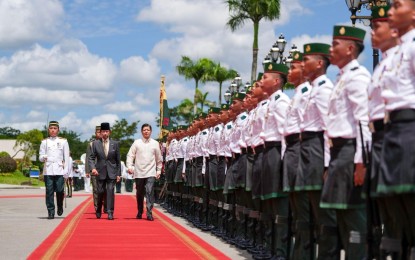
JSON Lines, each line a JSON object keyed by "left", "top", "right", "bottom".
{"left": 59, "top": 112, "right": 83, "bottom": 130}
{"left": 165, "top": 82, "right": 194, "bottom": 101}
{"left": 0, "top": 0, "right": 66, "bottom": 49}
{"left": 130, "top": 110, "right": 158, "bottom": 126}
{"left": 118, "top": 56, "right": 160, "bottom": 86}
{"left": 0, "top": 39, "right": 117, "bottom": 91}
{"left": 0, "top": 87, "right": 105, "bottom": 107}
{"left": 105, "top": 101, "right": 137, "bottom": 112}
{"left": 134, "top": 93, "right": 152, "bottom": 106}
{"left": 26, "top": 110, "right": 47, "bottom": 121}
{"left": 289, "top": 34, "right": 332, "bottom": 52}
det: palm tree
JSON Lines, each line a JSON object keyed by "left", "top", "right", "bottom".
{"left": 209, "top": 62, "right": 238, "bottom": 105}
{"left": 195, "top": 88, "right": 216, "bottom": 112}
{"left": 225, "top": 0, "right": 281, "bottom": 83}
{"left": 176, "top": 56, "right": 214, "bottom": 115}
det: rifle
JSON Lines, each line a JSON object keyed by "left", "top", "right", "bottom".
{"left": 359, "top": 121, "right": 380, "bottom": 259}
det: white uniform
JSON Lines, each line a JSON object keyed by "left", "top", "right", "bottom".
{"left": 327, "top": 59, "right": 371, "bottom": 163}
{"left": 39, "top": 137, "right": 70, "bottom": 176}
{"left": 284, "top": 81, "right": 312, "bottom": 136}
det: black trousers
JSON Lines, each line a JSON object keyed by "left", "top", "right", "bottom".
{"left": 136, "top": 177, "right": 156, "bottom": 217}
{"left": 97, "top": 178, "right": 116, "bottom": 213}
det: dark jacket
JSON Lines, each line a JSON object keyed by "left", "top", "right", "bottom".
{"left": 88, "top": 139, "right": 121, "bottom": 180}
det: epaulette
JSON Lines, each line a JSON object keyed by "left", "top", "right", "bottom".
{"left": 58, "top": 137, "right": 66, "bottom": 140}
{"left": 301, "top": 86, "right": 308, "bottom": 93}
{"left": 215, "top": 126, "right": 220, "bottom": 132}
{"left": 241, "top": 115, "right": 247, "bottom": 120}
{"left": 351, "top": 66, "right": 359, "bottom": 71}
{"left": 318, "top": 80, "right": 326, "bottom": 86}
{"left": 275, "top": 94, "right": 280, "bottom": 101}
{"left": 202, "top": 130, "right": 208, "bottom": 135}
{"left": 227, "top": 124, "right": 232, "bottom": 129}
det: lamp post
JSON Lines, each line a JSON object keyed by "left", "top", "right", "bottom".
{"left": 344, "top": 0, "right": 391, "bottom": 69}
{"left": 224, "top": 73, "right": 245, "bottom": 104}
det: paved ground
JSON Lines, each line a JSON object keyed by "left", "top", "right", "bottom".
{"left": 0, "top": 184, "right": 251, "bottom": 260}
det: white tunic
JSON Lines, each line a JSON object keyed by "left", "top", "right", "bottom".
{"left": 261, "top": 90, "right": 290, "bottom": 142}
{"left": 382, "top": 29, "right": 415, "bottom": 112}
{"left": 369, "top": 46, "right": 398, "bottom": 121}
{"left": 39, "top": 137, "right": 70, "bottom": 176}
{"left": 284, "top": 81, "right": 312, "bottom": 136}
{"left": 250, "top": 100, "right": 268, "bottom": 148}
{"left": 327, "top": 59, "right": 371, "bottom": 163}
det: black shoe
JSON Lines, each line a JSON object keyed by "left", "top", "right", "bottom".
{"left": 57, "top": 207, "right": 63, "bottom": 216}
{"left": 104, "top": 209, "right": 108, "bottom": 214}
{"left": 116, "top": 191, "right": 121, "bottom": 193}
{"left": 48, "top": 214, "right": 54, "bottom": 219}
{"left": 108, "top": 213, "right": 114, "bottom": 220}
{"left": 96, "top": 212, "right": 101, "bottom": 219}
{"left": 136, "top": 214, "right": 142, "bottom": 219}
{"left": 147, "top": 215, "right": 154, "bottom": 221}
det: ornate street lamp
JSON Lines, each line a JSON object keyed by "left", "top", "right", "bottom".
{"left": 224, "top": 89, "right": 231, "bottom": 104}
{"left": 344, "top": 0, "right": 391, "bottom": 69}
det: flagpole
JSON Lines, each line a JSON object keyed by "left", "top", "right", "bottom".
{"left": 159, "top": 75, "right": 165, "bottom": 140}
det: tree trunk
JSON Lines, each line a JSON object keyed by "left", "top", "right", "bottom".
{"left": 219, "top": 82, "right": 222, "bottom": 105}
{"left": 251, "top": 21, "right": 260, "bottom": 83}
{"left": 193, "top": 80, "right": 199, "bottom": 116}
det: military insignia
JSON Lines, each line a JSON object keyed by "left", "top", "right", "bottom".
{"left": 305, "top": 45, "right": 311, "bottom": 53}
{"left": 275, "top": 94, "right": 280, "bottom": 101}
{"left": 202, "top": 131, "right": 207, "bottom": 135}
{"left": 268, "top": 64, "right": 273, "bottom": 70}
{"left": 215, "top": 127, "right": 220, "bottom": 132}
{"left": 351, "top": 66, "right": 359, "bottom": 71}
{"left": 378, "top": 8, "right": 385, "bottom": 17}
{"left": 301, "top": 86, "right": 308, "bottom": 93}
{"left": 241, "top": 115, "right": 247, "bottom": 120}
{"left": 339, "top": 27, "right": 346, "bottom": 35}
{"left": 227, "top": 124, "right": 232, "bottom": 129}
{"left": 261, "top": 101, "right": 267, "bottom": 106}
{"left": 318, "top": 80, "right": 326, "bottom": 86}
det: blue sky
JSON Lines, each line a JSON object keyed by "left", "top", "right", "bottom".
{"left": 0, "top": 0, "right": 375, "bottom": 140}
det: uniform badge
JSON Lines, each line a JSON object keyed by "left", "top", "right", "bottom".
{"left": 202, "top": 131, "right": 207, "bottom": 135}
{"left": 305, "top": 45, "right": 311, "bottom": 53}
{"left": 215, "top": 127, "right": 220, "bottom": 132}
{"left": 339, "top": 27, "right": 346, "bottom": 35}
{"left": 227, "top": 124, "right": 232, "bottom": 129}
{"left": 241, "top": 115, "right": 247, "bottom": 120}
{"left": 318, "top": 80, "right": 326, "bottom": 86}
{"left": 275, "top": 94, "right": 280, "bottom": 101}
{"left": 261, "top": 101, "right": 267, "bottom": 106}
{"left": 268, "top": 64, "right": 273, "bottom": 70}
{"left": 301, "top": 86, "right": 308, "bottom": 93}
{"left": 351, "top": 66, "right": 359, "bottom": 71}
{"left": 378, "top": 8, "right": 385, "bottom": 17}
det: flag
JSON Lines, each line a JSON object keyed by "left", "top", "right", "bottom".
{"left": 159, "top": 75, "right": 172, "bottom": 139}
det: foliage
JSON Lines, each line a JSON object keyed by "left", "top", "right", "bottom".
{"left": 0, "top": 151, "right": 10, "bottom": 158}
{"left": 14, "top": 129, "right": 43, "bottom": 166}
{"left": 0, "top": 170, "right": 44, "bottom": 187}
{"left": 58, "top": 129, "right": 89, "bottom": 161}
{"left": 207, "top": 62, "right": 238, "bottom": 105}
{"left": 226, "top": 0, "right": 281, "bottom": 82}
{"left": 110, "top": 118, "right": 139, "bottom": 162}
{"left": 0, "top": 153, "right": 17, "bottom": 173}
{"left": 0, "top": 127, "right": 21, "bottom": 139}
{"left": 176, "top": 56, "right": 215, "bottom": 115}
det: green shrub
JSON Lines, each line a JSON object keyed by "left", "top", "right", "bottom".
{"left": 0, "top": 151, "right": 10, "bottom": 158}
{"left": 0, "top": 154, "right": 17, "bottom": 173}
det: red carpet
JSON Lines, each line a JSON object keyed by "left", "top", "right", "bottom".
{"left": 28, "top": 195, "right": 230, "bottom": 260}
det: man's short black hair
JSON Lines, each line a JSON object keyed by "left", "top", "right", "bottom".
{"left": 141, "top": 123, "right": 152, "bottom": 131}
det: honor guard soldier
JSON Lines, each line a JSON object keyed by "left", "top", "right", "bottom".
{"left": 257, "top": 63, "right": 290, "bottom": 259}
{"left": 206, "top": 107, "right": 222, "bottom": 230}
{"left": 226, "top": 92, "right": 249, "bottom": 244}
{"left": 164, "top": 128, "right": 178, "bottom": 212}
{"left": 283, "top": 51, "right": 312, "bottom": 260}
{"left": 368, "top": 4, "right": 401, "bottom": 259}
{"left": 301, "top": 42, "right": 340, "bottom": 259}
{"left": 379, "top": 1, "right": 415, "bottom": 258}
{"left": 39, "top": 121, "right": 71, "bottom": 219}
{"left": 173, "top": 125, "right": 188, "bottom": 216}
{"left": 322, "top": 25, "right": 371, "bottom": 259}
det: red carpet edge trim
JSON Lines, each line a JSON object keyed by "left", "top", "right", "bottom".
{"left": 151, "top": 204, "right": 225, "bottom": 259}
{"left": 27, "top": 197, "right": 91, "bottom": 260}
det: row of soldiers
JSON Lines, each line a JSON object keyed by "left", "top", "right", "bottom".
{"left": 161, "top": 3, "right": 415, "bottom": 260}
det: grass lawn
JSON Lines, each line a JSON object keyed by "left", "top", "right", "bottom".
{"left": 0, "top": 171, "right": 44, "bottom": 187}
